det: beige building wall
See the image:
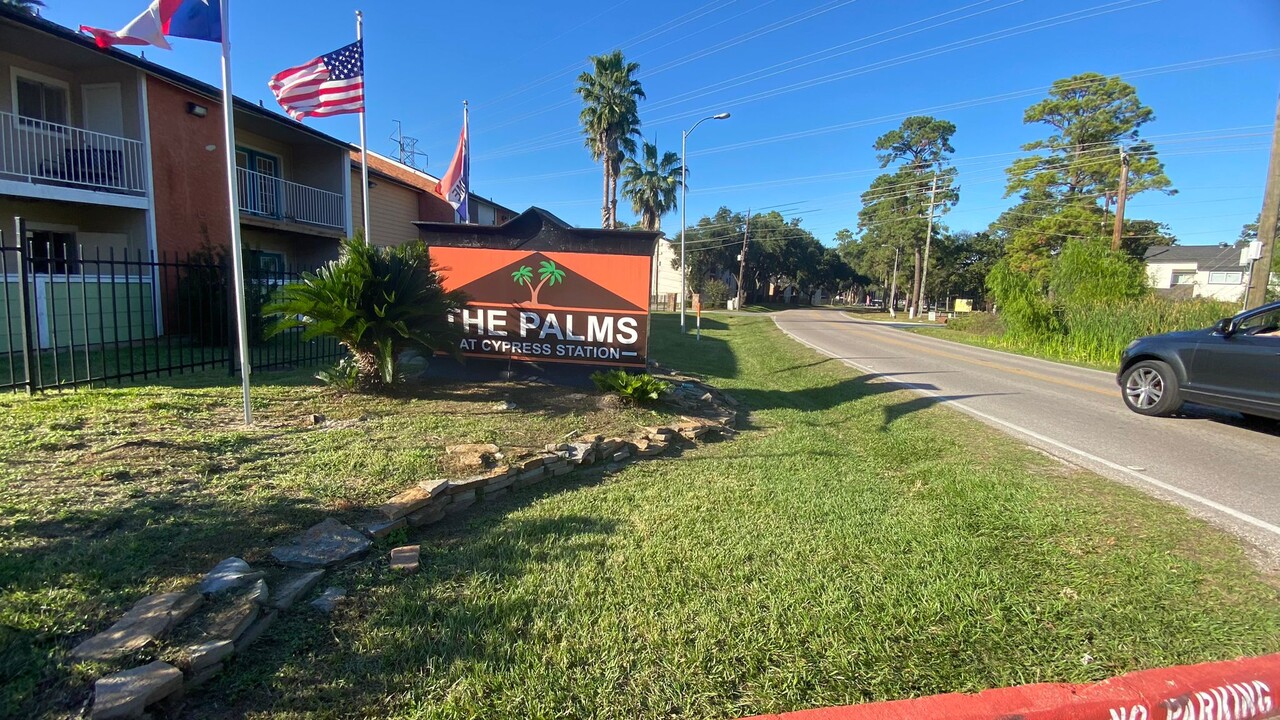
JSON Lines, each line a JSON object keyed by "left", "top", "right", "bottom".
{"left": 350, "top": 170, "right": 420, "bottom": 248}
{"left": 1146, "top": 262, "right": 1246, "bottom": 303}
{"left": 0, "top": 197, "right": 147, "bottom": 256}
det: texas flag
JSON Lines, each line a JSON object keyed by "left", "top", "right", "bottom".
{"left": 80, "top": 0, "right": 222, "bottom": 50}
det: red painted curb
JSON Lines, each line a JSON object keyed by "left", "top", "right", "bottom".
{"left": 743, "top": 654, "right": 1280, "bottom": 720}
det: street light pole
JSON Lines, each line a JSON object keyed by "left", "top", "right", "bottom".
{"left": 680, "top": 112, "right": 730, "bottom": 332}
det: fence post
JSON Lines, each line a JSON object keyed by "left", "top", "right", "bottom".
{"left": 12, "top": 217, "right": 35, "bottom": 394}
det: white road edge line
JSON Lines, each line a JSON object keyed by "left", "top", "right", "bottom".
{"left": 838, "top": 310, "right": 1117, "bottom": 377}
{"left": 772, "top": 316, "right": 1280, "bottom": 539}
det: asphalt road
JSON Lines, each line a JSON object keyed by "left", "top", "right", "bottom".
{"left": 772, "top": 308, "right": 1280, "bottom": 568}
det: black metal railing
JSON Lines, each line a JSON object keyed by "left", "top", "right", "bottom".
{"left": 2, "top": 217, "right": 344, "bottom": 393}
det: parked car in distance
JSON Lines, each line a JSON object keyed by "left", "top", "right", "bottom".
{"left": 1117, "top": 300, "right": 1280, "bottom": 422}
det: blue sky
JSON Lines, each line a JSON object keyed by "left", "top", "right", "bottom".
{"left": 50, "top": 0, "right": 1280, "bottom": 247}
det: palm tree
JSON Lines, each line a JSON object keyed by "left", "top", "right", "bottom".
{"left": 2, "top": 0, "right": 46, "bottom": 14}
{"left": 576, "top": 50, "right": 645, "bottom": 229}
{"left": 620, "top": 140, "right": 684, "bottom": 232}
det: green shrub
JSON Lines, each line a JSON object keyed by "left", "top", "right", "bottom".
{"left": 987, "top": 259, "right": 1061, "bottom": 338}
{"left": 590, "top": 369, "right": 671, "bottom": 405}
{"left": 1049, "top": 239, "right": 1148, "bottom": 305}
{"left": 947, "top": 312, "right": 1005, "bottom": 336}
{"left": 264, "top": 238, "right": 467, "bottom": 389}
{"left": 315, "top": 356, "right": 360, "bottom": 391}
{"left": 701, "top": 278, "right": 731, "bottom": 308}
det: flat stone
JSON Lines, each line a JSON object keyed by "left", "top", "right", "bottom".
{"left": 445, "top": 490, "right": 476, "bottom": 514}
{"left": 92, "top": 661, "right": 183, "bottom": 720}
{"left": 310, "top": 587, "right": 347, "bottom": 613}
{"left": 205, "top": 596, "right": 259, "bottom": 643}
{"left": 518, "top": 467, "right": 545, "bottom": 482}
{"left": 268, "top": 569, "right": 326, "bottom": 611}
{"left": 483, "top": 486, "right": 510, "bottom": 500}
{"left": 637, "top": 440, "right": 668, "bottom": 457}
{"left": 643, "top": 426, "right": 676, "bottom": 437}
{"left": 612, "top": 450, "right": 632, "bottom": 462}
{"left": 270, "top": 518, "right": 371, "bottom": 569}
{"left": 406, "top": 502, "right": 447, "bottom": 527}
{"left": 379, "top": 484, "right": 442, "bottom": 521}
{"left": 72, "top": 592, "right": 193, "bottom": 662}
{"left": 182, "top": 639, "right": 233, "bottom": 673}
{"left": 198, "top": 557, "right": 262, "bottom": 595}
{"left": 165, "top": 592, "right": 204, "bottom": 633}
{"left": 245, "top": 578, "right": 269, "bottom": 605}
{"left": 389, "top": 545, "right": 420, "bottom": 573}
{"left": 491, "top": 400, "right": 517, "bottom": 411}
{"left": 364, "top": 517, "right": 406, "bottom": 539}
{"left": 186, "top": 662, "right": 223, "bottom": 690}
{"left": 545, "top": 460, "right": 569, "bottom": 473}
{"left": 234, "top": 609, "right": 278, "bottom": 653}
{"left": 551, "top": 464, "right": 573, "bottom": 476}
{"left": 486, "top": 474, "right": 516, "bottom": 492}
{"left": 450, "top": 469, "right": 505, "bottom": 493}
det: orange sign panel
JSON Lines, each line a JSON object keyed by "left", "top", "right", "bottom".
{"left": 432, "top": 246, "right": 652, "bottom": 368}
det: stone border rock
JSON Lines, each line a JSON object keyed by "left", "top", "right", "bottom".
{"left": 74, "top": 374, "right": 740, "bottom": 718}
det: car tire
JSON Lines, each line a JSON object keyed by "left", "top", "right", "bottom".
{"left": 1120, "top": 360, "right": 1182, "bottom": 417}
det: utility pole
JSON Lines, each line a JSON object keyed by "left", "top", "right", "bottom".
{"left": 1111, "top": 149, "right": 1130, "bottom": 252}
{"left": 736, "top": 209, "right": 751, "bottom": 308}
{"left": 1246, "top": 91, "right": 1280, "bottom": 309}
{"left": 889, "top": 246, "right": 899, "bottom": 317}
{"left": 918, "top": 173, "right": 939, "bottom": 316}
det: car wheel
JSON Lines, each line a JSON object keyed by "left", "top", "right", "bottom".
{"left": 1121, "top": 360, "right": 1182, "bottom": 417}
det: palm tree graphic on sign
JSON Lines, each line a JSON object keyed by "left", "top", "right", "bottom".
{"left": 511, "top": 260, "right": 566, "bottom": 305}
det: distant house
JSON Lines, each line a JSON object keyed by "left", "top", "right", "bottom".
{"left": 1144, "top": 244, "right": 1248, "bottom": 303}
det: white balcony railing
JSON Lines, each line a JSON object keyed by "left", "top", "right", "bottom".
{"left": 237, "top": 167, "right": 345, "bottom": 230}
{"left": 0, "top": 110, "right": 147, "bottom": 195}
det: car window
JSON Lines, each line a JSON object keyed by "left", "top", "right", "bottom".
{"left": 1237, "top": 309, "right": 1280, "bottom": 337}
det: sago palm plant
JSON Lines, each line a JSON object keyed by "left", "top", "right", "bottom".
{"left": 264, "top": 238, "right": 467, "bottom": 388}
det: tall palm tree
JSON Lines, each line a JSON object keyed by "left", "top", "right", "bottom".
{"left": 575, "top": 50, "right": 644, "bottom": 229}
{"left": 2, "top": 0, "right": 46, "bottom": 14}
{"left": 620, "top": 141, "right": 684, "bottom": 232}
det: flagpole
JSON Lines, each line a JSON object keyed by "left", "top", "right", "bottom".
{"left": 356, "top": 10, "right": 371, "bottom": 245}
{"left": 219, "top": 0, "right": 253, "bottom": 425}
{"left": 468, "top": 98, "right": 473, "bottom": 221}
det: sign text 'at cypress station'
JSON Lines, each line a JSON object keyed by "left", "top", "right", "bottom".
{"left": 415, "top": 207, "right": 660, "bottom": 369}
{"left": 453, "top": 307, "right": 644, "bottom": 362}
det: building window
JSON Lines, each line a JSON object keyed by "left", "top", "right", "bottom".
{"left": 1170, "top": 271, "right": 1196, "bottom": 286}
{"left": 1207, "top": 271, "right": 1242, "bottom": 285}
{"left": 15, "top": 75, "right": 69, "bottom": 127}
{"left": 27, "top": 231, "right": 78, "bottom": 275}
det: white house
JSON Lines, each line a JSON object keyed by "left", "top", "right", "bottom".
{"left": 1144, "top": 245, "right": 1249, "bottom": 303}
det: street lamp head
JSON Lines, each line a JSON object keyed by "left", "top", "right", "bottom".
{"left": 713, "top": 112, "right": 731, "bottom": 120}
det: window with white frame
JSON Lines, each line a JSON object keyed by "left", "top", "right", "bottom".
{"left": 1170, "top": 271, "right": 1196, "bottom": 286}
{"left": 14, "top": 72, "right": 70, "bottom": 127}
{"left": 1207, "top": 271, "right": 1243, "bottom": 285}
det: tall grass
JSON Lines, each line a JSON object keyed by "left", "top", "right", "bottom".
{"left": 985, "top": 241, "right": 1235, "bottom": 367}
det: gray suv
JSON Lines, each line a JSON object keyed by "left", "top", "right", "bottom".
{"left": 1117, "top": 300, "right": 1280, "bottom": 421}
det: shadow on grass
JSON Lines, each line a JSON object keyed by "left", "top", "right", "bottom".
{"left": 188, "top": 466, "right": 628, "bottom": 718}
{"left": 0, "top": 489, "right": 331, "bottom": 720}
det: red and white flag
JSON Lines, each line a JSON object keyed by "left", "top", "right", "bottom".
{"left": 436, "top": 104, "right": 470, "bottom": 223}
{"left": 268, "top": 40, "right": 364, "bottom": 120}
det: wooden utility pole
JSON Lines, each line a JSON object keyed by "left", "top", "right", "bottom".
{"left": 1245, "top": 92, "right": 1280, "bottom": 309}
{"left": 737, "top": 209, "right": 751, "bottom": 308}
{"left": 918, "top": 173, "right": 939, "bottom": 314}
{"left": 1111, "top": 150, "right": 1130, "bottom": 252}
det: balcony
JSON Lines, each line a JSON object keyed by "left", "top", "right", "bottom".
{"left": 237, "top": 166, "right": 344, "bottom": 231}
{"left": 0, "top": 110, "right": 147, "bottom": 196}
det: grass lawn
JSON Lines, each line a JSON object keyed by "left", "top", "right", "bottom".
{"left": 0, "top": 368, "right": 677, "bottom": 718}
{"left": 160, "top": 313, "right": 1280, "bottom": 719}
{"left": 0, "top": 315, "right": 1274, "bottom": 717}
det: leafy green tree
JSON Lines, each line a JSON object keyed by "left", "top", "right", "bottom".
{"left": 927, "top": 230, "right": 1003, "bottom": 305}
{"left": 620, "top": 140, "right": 683, "bottom": 231}
{"left": 264, "top": 238, "right": 466, "bottom": 389}
{"left": 1118, "top": 219, "right": 1176, "bottom": 259}
{"left": 576, "top": 51, "right": 645, "bottom": 229}
{"left": 1002, "top": 204, "right": 1106, "bottom": 289}
{"left": 1049, "top": 239, "right": 1149, "bottom": 306}
{"left": 859, "top": 116, "right": 959, "bottom": 313}
{"left": 1, "top": 0, "right": 45, "bottom": 14}
{"left": 1004, "top": 72, "right": 1173, "bottom": 208}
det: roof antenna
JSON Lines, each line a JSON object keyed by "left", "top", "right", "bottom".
{"left": 389, "top": 120, "right": 427, "bottom": 169}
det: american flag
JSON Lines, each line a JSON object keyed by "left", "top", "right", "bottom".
{"left": 268, "top": 41, "right": 364, "bottom": 120}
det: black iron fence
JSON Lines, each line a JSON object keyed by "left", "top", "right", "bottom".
{"left": 2, "top": 218, "right": 344, "bottom": 393}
